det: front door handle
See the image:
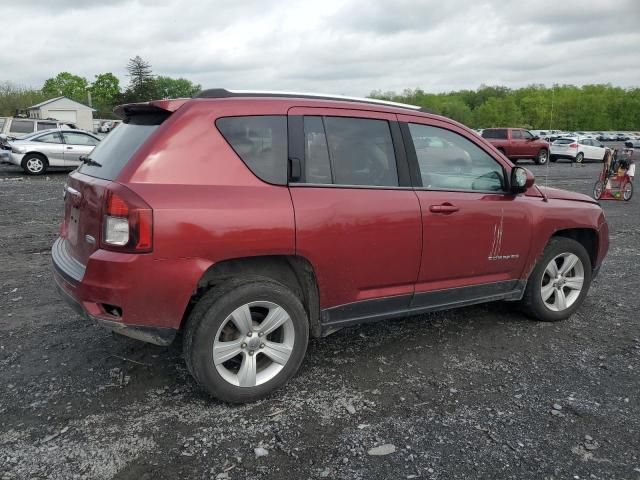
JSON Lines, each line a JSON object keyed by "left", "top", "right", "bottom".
{"left": 66, "top": 146, "right": 73, "bottom": 150}
{"left": 429, "top": 203, "right": 459, "bottom": 214}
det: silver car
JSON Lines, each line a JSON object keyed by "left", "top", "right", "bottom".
{"left": 3, "top": 129, "right": 100, "bottom": 175}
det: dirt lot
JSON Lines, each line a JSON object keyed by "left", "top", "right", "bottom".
{"left": 0, "top": 157, "right": 638, "bottom": 480}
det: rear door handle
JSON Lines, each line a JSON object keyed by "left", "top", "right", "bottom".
{"left": 66, "top": 146, "right": 73, "bottom": 150}
{"left": 429, "top": 203, "right": 459, "bottom": 214}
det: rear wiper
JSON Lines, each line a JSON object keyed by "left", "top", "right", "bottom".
{"left": 80, "top": 155, "right": 101, "bottom": 167}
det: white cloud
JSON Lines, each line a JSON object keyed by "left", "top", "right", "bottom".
{"left": 2, "top": 0, "right": 639, "bottom": 95}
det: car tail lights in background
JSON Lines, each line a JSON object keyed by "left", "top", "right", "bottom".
{"left": 101, "top": 185, "right": 153, "bottom": 253}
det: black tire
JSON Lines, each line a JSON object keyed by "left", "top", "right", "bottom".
{"left": 21, "top": 153, "right": 48, "bottom": 175}
{"left": 575, "top": 153, "right": 584, "bottom": 164}
{"left": 623, "top": 181, "right": 633, "bottom": 201}
{"left": 535, "top": 149, "right": 548, "bottom": 165}
{"left": 183, "top": 279, "right": 309, "bottom": 403}
{"left": 593, "top": 180, "right": 604, "bottom": 200}
{"left": 519, "top": 237, "right": 592, "bottom": 322}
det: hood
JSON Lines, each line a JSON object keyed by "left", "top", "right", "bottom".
{"left": 536, "top": 186, "right": 597, "bottom": 204}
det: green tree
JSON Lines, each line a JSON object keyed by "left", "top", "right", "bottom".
{"left": 90, "top": 73, "right": 120, "bottom": 117}
{"left": 41, "top": 72, "right": 89, "bottom": 103}
{"left": 154, "top": 76, "right": 201, "bottom": 99}
{"left": 0, "top": 82, "right": 46, "bottom": 116}
{"left": 122, "top": 55, "right": 156, "bottom": 102}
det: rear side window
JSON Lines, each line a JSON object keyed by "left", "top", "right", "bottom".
{"left": 79, "top": 120, "right": 161, "bottom": 180}
{"left": 481, "top": 129, "right": 508, "bottom": 139}
{"left": 10, "top": 119, "right": 34, "bottom": 134}
{"left": 37, "top": 122, "right": 57, "bottom": 131}
{"left": 216, "top": 116, "right": 287, "bottom": 185}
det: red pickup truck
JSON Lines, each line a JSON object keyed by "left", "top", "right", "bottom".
{"left": 482, "top": 128, "right": 550, "bottom": 165}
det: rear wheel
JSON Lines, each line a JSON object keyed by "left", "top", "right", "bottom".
{"left": 519, "top": 237, "right": 592, "bottom": 322}
{"left": 575, "top": 153, "right": 584, "bottom": 164}
{"left": 21, "top": 153, "right": 48, "bottom": 175}
{"left": 623, "top": 181, "right": 633, "bottom": 201}
{"left": 184, "top": 280, "right": 309, "bottom": 403}
{"left": 535, "top": 149, "right": 548, "bottom": 165}
{"left": 593, "top": 180, "right": 604, "bottom": 200}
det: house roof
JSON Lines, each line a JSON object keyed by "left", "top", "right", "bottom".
{"left": 28, "top": 96, "right": 96, "bottom": 111}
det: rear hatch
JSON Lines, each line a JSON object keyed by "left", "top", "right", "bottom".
{"left": 60, "top": 101, "right": 184, "bottom": 267}
{"left": 551, "top": 138, "right": 576, "bottom": 153}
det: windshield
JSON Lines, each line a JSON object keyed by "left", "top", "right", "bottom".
{"left": 78, "top": 122, "right": 160, "bottom": 180}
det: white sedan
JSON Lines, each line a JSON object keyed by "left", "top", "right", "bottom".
{"left": 550, "top": 137, "right": 608, "bottom": 164}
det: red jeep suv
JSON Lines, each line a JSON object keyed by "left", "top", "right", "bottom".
{"left": 52, "top": 90, "right": 609, "bottom": 403}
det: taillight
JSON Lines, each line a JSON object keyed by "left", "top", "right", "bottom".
{"left": 101, "top": 185, "right": 153, "bottom": 253}
{"left": 569, "top": 143, "right": 578, "bottom": 148}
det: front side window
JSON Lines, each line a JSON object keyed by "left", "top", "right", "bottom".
{"left": 323, "top": 116, "right": 398, "bottom": 187}
{"left": 216, "top": 115, "right": 287, "bottom": 185}
{"left": 11, "top": 120, "right": 34, "bottom": 134}
{"left": 511, "top": 129, "right": 523, "bottom": 139}
{"left": 63, "top": 132, "right": 99, "bottom": 146}
{"left": 33, "top": 132, "right": 62, "bottom": 144}
{"left": 522, "top": 130, "right": 534, "bottom": 140}
{"left": 408, "top": 123, "right": 504, "bottom": 192}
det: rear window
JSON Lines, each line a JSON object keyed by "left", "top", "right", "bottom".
{"left": 554, "top": 138, "right": 575, "bottom": 144}
{"left": 481, "top": 129, "right": 508, "bottom": 139}
{"left": 216, "top": 116, "right": 287, "bottom": 185}
{"left": 78, "top": 120, "right": 161, "bottom": 180}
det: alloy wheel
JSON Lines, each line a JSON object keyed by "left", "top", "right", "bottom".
{"left": 26, "top": 158, "right": 44, "bottom": 174}
{"left": 212, "top": 301, "right": 295, "bottom": 387}
{"left": 540, "top": 253, "right": 584, "bottom": 312}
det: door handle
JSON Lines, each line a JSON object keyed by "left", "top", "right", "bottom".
{"left": 66, "top": 146, "right": 73, "bottom": 149}
{"left": 429, "top": 203, "right": 459, "bottom": 214}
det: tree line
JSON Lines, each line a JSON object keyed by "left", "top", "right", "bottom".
{"left": 0, "top": 56, "right": 201, "bottom": 118}
{"left": 370, "top": 84, "right": 640, "bottom": 131}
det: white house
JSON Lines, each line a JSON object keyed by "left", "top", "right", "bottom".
{"left": 27, "top": 97, "right": 96, "bottom": 131}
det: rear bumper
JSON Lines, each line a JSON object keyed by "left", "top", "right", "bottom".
{"left": 54, "top": 276, "right": 176, "bottom": 345}
{"left": 550, "top": 152, "right": 577, "bottom": 160}
{"left": 52, "top": 237, "right": 180, "bottom": 346}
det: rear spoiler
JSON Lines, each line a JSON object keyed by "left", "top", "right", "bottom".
{"left": 114, "top": 99, "right": 188, "bottom": 121}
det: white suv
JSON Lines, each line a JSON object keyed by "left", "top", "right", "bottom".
{"left": 0, "top": 117, "right": 76, "bottom": 138}
{"left": 550, "top": 137, "right": 608, "bottom": 164}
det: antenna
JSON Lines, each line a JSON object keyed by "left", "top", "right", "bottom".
{"left": 545, "top": 84, "right": 555, "bottom": 193}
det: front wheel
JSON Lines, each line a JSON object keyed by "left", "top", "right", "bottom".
{"left": 21, "top": 153, "right": 48, "bottom": 175}
{"left": 183, "top": 280, "right": 309, "bottom": 403}
{"left": 535, "top": 149, "right": 548, "bottom": 165}
{"left": 519, "top": 237, "right": 592, "bottom": 322}
{"left": 593, "top": 180, "right": 604, "bottom": 200}
{"left": 623, "top": 181, "right": 633, "bottom": 201}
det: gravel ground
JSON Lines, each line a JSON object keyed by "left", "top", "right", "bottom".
{"left": 0, "top": 152, "right": 638, "bottom": 480}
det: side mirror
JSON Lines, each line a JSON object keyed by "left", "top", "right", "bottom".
{"left": 532, "top": 135, "right": 540, "bottom": 141}
{"left": 510, "top": 166, "right": 535, "bottom": 194}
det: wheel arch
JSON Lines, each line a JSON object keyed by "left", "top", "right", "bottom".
{"left": 551, "top": 228, "right": 598, "bottom": 270}
{"left": 181, "top": 255, "right": 322, "bottom": 337}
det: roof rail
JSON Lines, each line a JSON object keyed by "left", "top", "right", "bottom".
{"left": 194, "top": 88, "right": 425, "bottom": 111}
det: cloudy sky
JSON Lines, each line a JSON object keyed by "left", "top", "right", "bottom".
{"left": 2, "top": 0, "right": 639, "bottom": 96}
